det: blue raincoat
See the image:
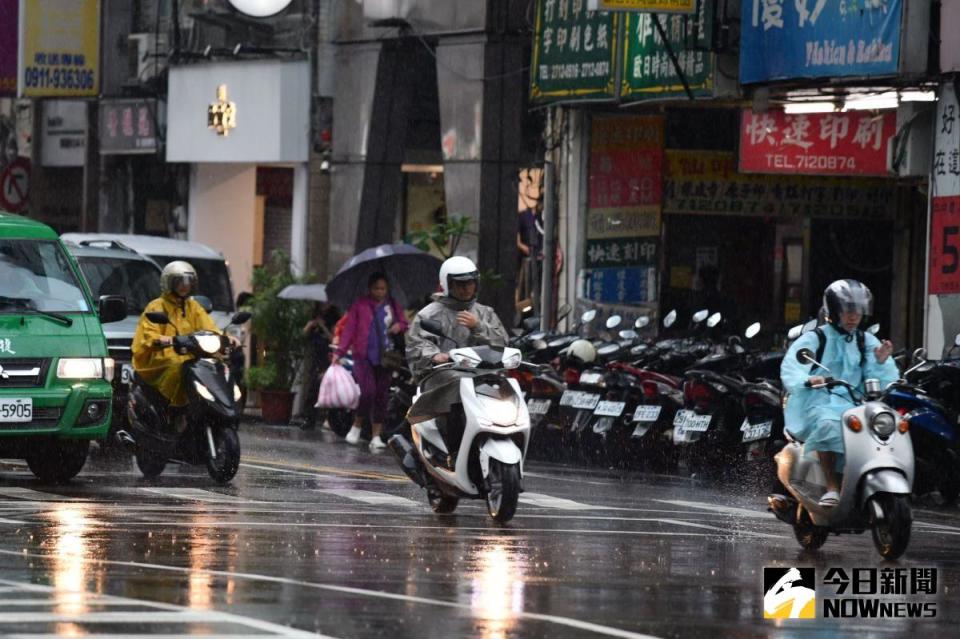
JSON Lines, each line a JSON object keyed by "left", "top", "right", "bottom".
{"left": 781, "top": 326, "right": 899, "bottom": 456}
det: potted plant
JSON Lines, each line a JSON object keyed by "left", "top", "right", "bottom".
{"left": 245, "top": 251, "right": 313, "bottom": 424}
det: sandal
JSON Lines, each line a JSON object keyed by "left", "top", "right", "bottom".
{"left": 818, "top": 490, "right": 840, "bottom": 507}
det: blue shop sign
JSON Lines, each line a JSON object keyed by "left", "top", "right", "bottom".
{"left": 583, "top": 266, "right": 653, "bottom": 304}
{"left": 740, "top": 0, "right": 902, "bottom": 84}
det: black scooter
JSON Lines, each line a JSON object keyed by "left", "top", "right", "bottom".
{"left": 122, "top": 310, "right": 251, "bottom": 483}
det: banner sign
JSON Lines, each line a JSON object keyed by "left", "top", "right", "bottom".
{"left": 582, "top": 266, "right": 656, "bottom": 304}
{"left": 930, "top": 85, "right": 960, "bottom": 295}
{"left": 531, "top": 0, "right": 620, "bottom": 103}
{"left": 588, "top": 0, "right": 695, "bottom": 13}
{"left": 620, "top": 2, "right": 713, "bottom": 100}
{"left": 739, "top": 109, "right": 896, "bottom": 176}
{"left": 0, "top": 0, "right": 17, "bottom": 96}
{"left": 18, "top": 0, "right": 100, "bottom": 97}
{"left": 586, "top": 237, "right": 658, "bottom": 268}
{"left": 665, "top": 150, "right": 896, "bottom": 220}
{"left": 100, "top": 99, "right": 160, "bottom": 155}
{"left": 739, "top": 0, "right": 902, "bottom": 83}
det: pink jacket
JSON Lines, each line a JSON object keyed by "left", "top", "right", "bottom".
{"left": 335, "top": 296, "right": 408, "bottom": 361}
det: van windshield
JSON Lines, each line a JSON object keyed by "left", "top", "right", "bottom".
{"left": 0, "top": 240, "right": 90, "bottom": 313}
{"left": 147, "top": 255, "right": 234, "bottom": 312}
{"left": 76, "top": 257, "right": 161, "bottom": 315}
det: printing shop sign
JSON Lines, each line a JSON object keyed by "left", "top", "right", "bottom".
{"left": 739, "top": 0, "right": 902, "bottom": 84}
{"left": 739, "top": 109, "right": 896, "bottom": 177}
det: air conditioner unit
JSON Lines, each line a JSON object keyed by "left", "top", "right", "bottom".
{"left": 128, "top": 33, "right": 168, "bottom": 83}
{"left": 887, "top": 102, "right": 934, "bottom": 177}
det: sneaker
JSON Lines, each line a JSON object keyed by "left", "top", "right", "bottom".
{"left": 345, "top": 426, "right": 361, "bottom": 445}
{"left": 818, "top": 490, "right": 840, "bottom": 508}
{"left": 368, "top": 436, "right": 387, "bottom": 451}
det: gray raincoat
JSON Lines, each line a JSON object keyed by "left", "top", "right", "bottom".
{"left": 406, "top": 294, "right": 510, "bottom": 375}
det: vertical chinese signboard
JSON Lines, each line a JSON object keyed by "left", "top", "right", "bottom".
{"left": 99, "top": 99, "right": 159, "bottom": 155}
{"left": 620, "top": 1, "right": 715, "bottom": 101}
{"left": 583, "top": 115, "right": 663, "bottom": 304}
{"left": 927, "top": 83, "right": 960, "bottom": 356}
{"left": 0, "top": 0, "right": 17, "bottom": 96}
{"left": 739, "top": 109, "right": 896, "bottom": 177}
{"left": 739, "top": 0, "right": 902, "bottom": 83}
{"left": 588, "top": 0, "right": 695, "bottom": 12}
{"left": 17, "top": 0, "right": 100, "bottom": 97}
{"left": 530, "top": 0, "right": 620, "bottom": 102}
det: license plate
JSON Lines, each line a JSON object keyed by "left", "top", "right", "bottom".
{"left": 594, "top": 401, "right": 625, "bottom": 417}
{"left": 0, "top": 398, "right": 32, "bottom": 423}
{"left": 559, "top": 390, "right": 578, "bottom": 407}
{"left": 741, "top": 419, "right": 773, "bottom": 442}
{"left": 571, "top": 393, "right": 600, "bottom": 410}
{"left": 527, "top": 399, "right": 552, "bottom": 415}
{"left": 633, "top": 405, "right": 662, "bottom": 422}
{"left": 673, "top": 409, "right": 691, "bottom": 427}
{"left": 120, "top": 363, "right": 134, "bottom": 385}
{"left": 683, "top": 413, "right": 712, "bottom": 432}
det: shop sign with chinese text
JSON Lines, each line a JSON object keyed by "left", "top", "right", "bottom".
{"left": 620, "top": 1, "right": 714, "bottom": 100}
{"left": 929, "top": 84, "right": 960, "bottom": 295}
{"left": 0, "top": 0, "right": 17, "bottom": 96}
{"left": 666, "top": 150, "right": 896, "bottom": 220}
{"left": 531, "top": 0, "right": 620, "bottom": 103}
{"left": 582, "top": 266, "right": 656, "bottom": 304}
{"left": 739, "top": 109, "right": 896, "bottom": 176}
{"left": 740, "top": 0, "right": 902, "bottom": 84}
{"left": 588, "top": 0, "right": 695, "bottom": 13}
{"left": 17, "top": 0, "right": 100, "bottom": 97}
{"left": 100, "top": 99, "right": 159, "bottom": 155}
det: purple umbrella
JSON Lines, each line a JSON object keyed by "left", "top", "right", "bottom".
{"left": 326, "top": 243, "right": 442, "bottom": 309}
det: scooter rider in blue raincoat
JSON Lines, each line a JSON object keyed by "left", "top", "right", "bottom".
{"left": 779, "top": 280, "right": 898, "bottom": 507}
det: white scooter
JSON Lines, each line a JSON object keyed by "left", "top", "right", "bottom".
{"left": 769, "top": 347, "right": 914, "bottom": 559}
{"left": 388, "top": 319, "right": 531, "bottom": 523}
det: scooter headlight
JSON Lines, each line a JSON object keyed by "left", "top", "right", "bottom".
{"left": 193, "top": 381, "right": 215, "bottom": 401}
{"left": 871, "top": 411, "right": 896, "bottom": 438}
{"left": 196, "top": 334, "right": 222, "bottom": 355}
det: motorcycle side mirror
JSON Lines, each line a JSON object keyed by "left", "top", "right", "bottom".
{"left": 193, "top": 295, "right": 214, "bottom": 313}
{"left": 556, "top": 303, "right": 572, "bottom": 321}
{"left": 912, "top": 347, "right": 927, "bottom": 364}
{"left": 727, "top": 335, "right": 742, "bottom": 347}
{"left": 606, "top": 315, "right": 622, "bottom": 329}
{"left": 787, "top": 324, "right": 803, "bottom": 340}
{"left": 867, "top": 323, "right": 880, "bottom": 335}
{"left": 955, "top": 333, "right": 960, "bottom": 347}
{"left": 230, "top": 311, "right": 252, "bottom": 326}
{"left": 796, "top": 348, "right": 815, "bottom": 365}
{"left": 581, "top": 309, "right": 597, "bottom": 324}
{"left": 692, "top": 309, "right": 709, "bottom": 323}
{"left": 146, "top": 311, "right": 170, "bottom": 325}
{"left": 522, "top": 316, "right": 541, "bottom": 332}
{"left": 619, "top": 329, "right": 638, "bottom": 340}
{"left": 420, "top": 318, "right": 446, "bottom": 337}
{"left": 706, "top": 312, "right": 722, "bottom": 328}
{"left": 745, "top": 322, "right": 761, "bottom": 339}
{"left": 663, "top": 309, "right": 677, "bottom": 328}
{"left": 635, "top": 316, "right": 650, "bottom": 329}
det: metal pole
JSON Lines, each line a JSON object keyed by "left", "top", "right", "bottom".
{"left": 540, "top": 111, "right": 557, "bottom": 332}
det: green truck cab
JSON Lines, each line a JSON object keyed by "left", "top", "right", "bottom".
{"left": 0, "top": 213, "right": 126, "bottom": 482}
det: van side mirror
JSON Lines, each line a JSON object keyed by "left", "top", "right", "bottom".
{"left": 193, "top": 295, "right": 214, "bottom": 313}
{"left": 146, "top": 311, "right": 170, "bottom": 325}
{"left": 98, "top": 295, "right": 127, "bottom": 324}
{"left": 230, "top": 311, "right": 252, "bottom": 326}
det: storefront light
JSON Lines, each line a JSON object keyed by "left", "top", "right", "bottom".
{"left": 783, "top": 102, "right": 837, "bottom": 114}
{"left": 900, "top": 91, "right": 936, "bottom": 102}
{"left": 843, "top": 92, "right": 899, "bottom": 111}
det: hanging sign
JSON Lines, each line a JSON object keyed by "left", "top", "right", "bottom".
{"left": 739, "top": 109, "right": 896, "bottom": 176}
{"left": 588, "top": 0, "right": 695, "bottom": 13}
{"left": 930, "top": 84, "right": 960, "bottom": 295}
{"left": 100, "top": 99, "right": 159, "bottom": 155}
{"left": 531, "top": 0, "right": 620, "bottom": 103}
{"left": 17, "top": 0, "right": 100, "bottom": 97}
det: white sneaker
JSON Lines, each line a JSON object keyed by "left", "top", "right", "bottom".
{"left": 368, "top": 436, "right": 387, "bottom": 451}
{"left": 345, "top": 426, "right": 361, "bottom": 445}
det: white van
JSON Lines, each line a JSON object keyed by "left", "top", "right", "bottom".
{"left": 61, "top": 233, "right": 238, "bottom": 331}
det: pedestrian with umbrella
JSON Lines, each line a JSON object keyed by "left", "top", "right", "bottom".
{"left": 326, "top": 244, "right": 441, "bottom": 449}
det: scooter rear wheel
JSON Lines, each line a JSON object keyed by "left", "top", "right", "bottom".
{"left": 428, "top": 489, "right": 458, "bottom": 513}
{"left": 486, "top": 460, "right": 521, "bottom": 523}
{"left": 135, "top": 450, "right": 166, "bottom": 479}
{"left": 793, "top": 508, "right": 829, "bottom": 550}
{"left": 206, "top": 427, "right": 241, "bottom": 484}
{"left": 870, "top": 494, "right": 912, "bottom": 560}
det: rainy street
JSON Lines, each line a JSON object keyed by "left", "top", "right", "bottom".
{"left": 0, "top": 426, "right": 957, "bottom": 638}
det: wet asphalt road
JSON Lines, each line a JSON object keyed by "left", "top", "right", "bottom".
{"left": 1, "top": 425, "right": 959, "bottom": 638}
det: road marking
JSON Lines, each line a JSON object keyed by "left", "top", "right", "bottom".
{"left": 0, "top": 517, "right": 26, "bottom": 524}
{"left": 314, "top": 488, "right": 423, "bottom": 508}
{"left": 520, "top": 492, "right": 631, "bottom": 511}
{"left": 653, "top": 499, "right": 770, "bottom": 519}
{"left": 0, "top": 552, "right": 660, "bottom": 639}
{"left": 243, "top": 456, "right": 406, "bottom": 482}
{"left": 135, "top": 487, "right": 261, "bottom": 504}
{"left": 0, "top": 488, "right": 75, "bottom": 502}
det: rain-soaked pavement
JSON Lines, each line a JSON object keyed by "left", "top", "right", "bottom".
{"left": 1, "top": 425, "right": 959, "bottom": 638}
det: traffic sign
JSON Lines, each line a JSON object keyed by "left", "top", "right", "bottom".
{"left": 0, "top": 157, "right": 30, "bottom": 213}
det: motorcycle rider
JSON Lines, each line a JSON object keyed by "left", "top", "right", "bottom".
{"left": 406, "top": 256, "right": 510, "bottom": 375}
{"left": 131, "top": 261, "right": 237, "bottom": 425}
{"left": 778, "top": 280, "right": 898, "bottom": 507}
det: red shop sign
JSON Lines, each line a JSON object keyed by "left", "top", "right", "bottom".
{"left": 930, "top": 195, "right": 960, "bottom": 295}
{"left": 739, "top": 110, "right": 896, "bottom": 177}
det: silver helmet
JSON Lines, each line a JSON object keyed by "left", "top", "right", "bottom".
{"left": 160, "top": 260, "right": 198, "bottom": 296}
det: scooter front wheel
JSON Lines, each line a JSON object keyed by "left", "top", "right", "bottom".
{"left": 486, "top": 460, "right": 521, "bottom": 523}
{"left": 205, "top": 427, "right": 241, "bottom": 484}
{"left": 870, "top": 494, "right": 912, "bottom": 560}
{"left": 793, "top": 507, "right": 829, "bottom": 550}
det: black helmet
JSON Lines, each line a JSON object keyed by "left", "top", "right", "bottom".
{"left": 822, "top": 279, "right": 873, "bottom": 333}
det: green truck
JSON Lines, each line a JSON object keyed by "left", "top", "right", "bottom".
{"left": 0, "top": 212, "right": 125, "bottom": 482}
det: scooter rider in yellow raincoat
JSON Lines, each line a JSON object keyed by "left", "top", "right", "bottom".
{"left": 132, "top": 261, "right": 234, "bottom": 411}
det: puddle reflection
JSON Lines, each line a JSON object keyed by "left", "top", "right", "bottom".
{"left": 49, "top": 504, "right": 96, "bottom": 636}
{"left": 466, "top": 543, "right": 526, "bottom": 639}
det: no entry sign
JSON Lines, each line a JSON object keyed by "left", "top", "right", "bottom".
{"left": 0, "top": 157, "right": 29, "bottom": 212}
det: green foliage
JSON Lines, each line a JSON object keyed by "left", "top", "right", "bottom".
{"left": 244, "top": 363, "right": 278, "bottom": 391}
{"left": 405, "top": 215, "right": 475, "bottom": 259}
{"left": 248, "top": 251, "right": 313, "bottom": 390}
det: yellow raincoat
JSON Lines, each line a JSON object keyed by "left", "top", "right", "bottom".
{"left": 132, "top": 293, "right": 221, "bottom": 407}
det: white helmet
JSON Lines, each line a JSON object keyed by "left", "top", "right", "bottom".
{"left": 563, "top": 339, "right": 596, "bottom": 364}
{"left": 439, "top": 256, "right": 479, "bottom": 298}
{"left": 161, "top": 260, "right": 198, "bottom": 296}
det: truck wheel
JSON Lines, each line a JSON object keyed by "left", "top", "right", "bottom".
{"left": 206, "top": 427, "right": 241, "bottom": 484}
{"left": 27, "top": 440, "right": 89, "bottom": 483}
